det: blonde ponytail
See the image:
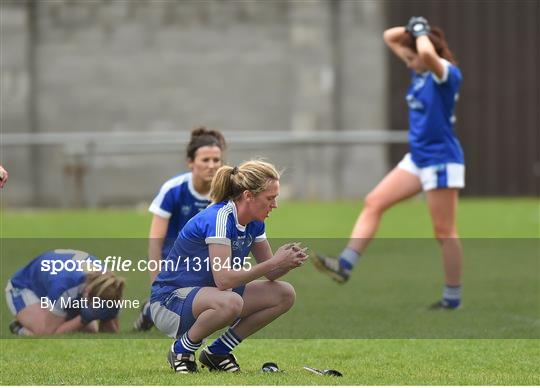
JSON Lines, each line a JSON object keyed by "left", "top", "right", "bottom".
{"left": 210, "top": 160, "right": 280, "bottom": 203}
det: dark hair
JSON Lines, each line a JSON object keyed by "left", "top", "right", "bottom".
{"left": 186, "top": 126, "right": 226, "bottom": 161}
{"left": 399, "top": 26, "right": 457, "bottom": 65}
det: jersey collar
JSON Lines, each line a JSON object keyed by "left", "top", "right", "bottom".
{"left": 188, "top": 172, "right": 210, "bottom": 201}
{"left": 228, "top": 200, "right": 246, "bottom": 232}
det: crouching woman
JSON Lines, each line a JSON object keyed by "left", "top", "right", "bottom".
{"left": 150, "top": 160, "right": 307, "bottom": 373}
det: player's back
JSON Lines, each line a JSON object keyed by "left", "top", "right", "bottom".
{"left": 10, "top": 250, "right": 92, "bottom": 297}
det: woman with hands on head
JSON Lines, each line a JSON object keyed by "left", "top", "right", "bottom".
{"left": 314, "top": 16, "right": 465, "bottom": 310}
{"left": 150, "top": 160, "right": 307, "bottom": 373}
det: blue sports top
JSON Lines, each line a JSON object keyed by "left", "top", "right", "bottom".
{"left": 149, "top": 172, "right": 211, "bottom": 259}
{"left": 407, "top": 59, "right": 464, "bottom": 167}
{"left": 10, "top": 249, "right": 98, "bottom": 317}
{"left": 151, "top": 200, "right": 267, "bottom": 298}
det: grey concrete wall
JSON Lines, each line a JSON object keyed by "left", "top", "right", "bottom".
{"left": 34, "top": 1, "right": 292, "bottom": 133}
{"left": 1, "top": 1, "right": 33, "bottom": 204}
{"left": 1, "top": 0, "right": 388, "bottom": 207}
{"left": 338, "top": 0, "right": 388, "bottom": 198}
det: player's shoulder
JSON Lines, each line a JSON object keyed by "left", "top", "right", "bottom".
{"left": 159, "top": 172, "right": 191, "bottom": 193}
{"left": 182, "top": 201, "right": 231, "bottom": 237}
{"left": 196, "top": 201, "right": 236, "bottom": 230}
{"left": 432, "top": 59, "right": 461, "bottom": 85}
{"left": 445, "top": 59, "right": 462, "bottom": 79}
{"left": 201, "top": 201, "right": 234, "bottom": 221}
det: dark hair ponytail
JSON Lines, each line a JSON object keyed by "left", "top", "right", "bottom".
{"left": 428, "top": 27, "right": 457, "bottom": 65}
{"left": 186, "top": 126, "right": 226, "bottom": 161}
{"left": 400, "top": 26, "right": 457, "bottom": 65}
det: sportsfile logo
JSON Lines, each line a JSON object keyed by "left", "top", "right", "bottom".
{"left": 40, "top": 256, "right": 253, "bottom": 274}
{"left": 41, "top": 256, "right": 141, "bottom": 275}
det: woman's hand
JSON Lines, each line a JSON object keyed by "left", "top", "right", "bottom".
{"left": 272, "top": 243, "right": 308, "bottom": 271}
{"left": 406, "top": 16, "right": 430, "bottom": 38}
{"left": 209, "top": 242, "right": 309, "bottom": 290}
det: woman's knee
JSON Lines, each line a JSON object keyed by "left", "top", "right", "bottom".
{"left": 363, "top": 192, "right": 387, "bottom": 214}
{"left": 17, "top": 307, "right": 54, "bottom": 335}
{"left": 432, "top": 223, "right": 458, "bottom": 240}
{"left": 215, "top": 292, "right": 244, "bottom": 318}
{"left": 275, "top": 281, "right": 296, "bottom": 310}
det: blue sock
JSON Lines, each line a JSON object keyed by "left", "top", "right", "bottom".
{"left": 338, "top": 247, "right": 360, "bottom": 271}
{"left": 173, "top": 332, "right": 202, "bottom": 354}
{"left": 443, "top": 285, "right": 462, "bottom": 308}
{"left": 207, "top": 328, "right": 242, "bottom": 355}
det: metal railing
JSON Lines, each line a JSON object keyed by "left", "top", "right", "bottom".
{"left": 4, "top": 129, "right": 408, "bottom": 151}
{"left": 3, "top": 130, "right": 409, "bottom": 206}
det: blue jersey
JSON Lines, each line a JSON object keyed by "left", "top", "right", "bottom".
{"left": 407, "top": 59, "right": 464, "bottom": 167}
{"left": 149, "top": 172, "right": 211, "bottom": 258}
{"left": 151, "top": 201, "right": 267, "bottom": 299}
{"left": 10, "top": 250, "right": 98, "bottom": 316}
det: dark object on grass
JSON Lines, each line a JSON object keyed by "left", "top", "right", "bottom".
{"left": 262, "top": 362, "right": 281, "bottom": 372}
{"left": 303, "top": 366, "right": 343, "bottom": 377}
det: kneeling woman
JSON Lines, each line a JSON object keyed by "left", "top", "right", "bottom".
{"left": 5, "top": 249, "right": 124, "bottom": 335}
{"left": 150, "top": 160, "right": 307, "bottom": 373}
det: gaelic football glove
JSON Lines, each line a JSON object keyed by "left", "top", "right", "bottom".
{"left": 406, "top": 16, "right": 431, "bottom": 38}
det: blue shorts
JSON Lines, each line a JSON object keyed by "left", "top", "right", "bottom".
{"left": 5, "top": 281, "right": 40, "bottom": 315}
{"left": 398, "top": 153, "right": 465, "bottom": 191}
{"left": 150, "top": 285, "right": 245, "bottom": 339}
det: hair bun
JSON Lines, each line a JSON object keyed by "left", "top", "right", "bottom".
{"left": 190, "top": 126, "right": 211, "bottom": 139}
{"left": 189, "top": 126, "right": 226, "bottom": 150}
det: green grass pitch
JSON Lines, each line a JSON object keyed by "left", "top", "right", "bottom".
{"left": 1, "top": 198, "right": 539, "bottom": 385}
